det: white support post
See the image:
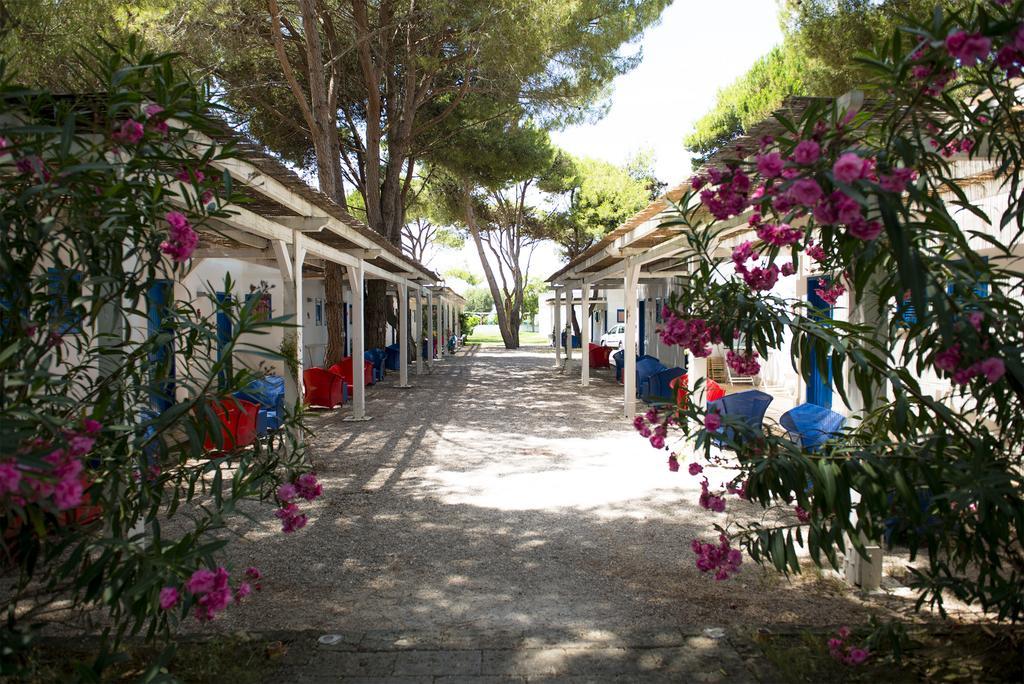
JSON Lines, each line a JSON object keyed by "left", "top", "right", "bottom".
{"left": 624, "top": 257, "right": 640, "bottom": 419}
{"left": 345, "top": 261, "right": 370, "bottom": 421}
{"left": 427, "top": 290, "right": 435, "bottom": 363}
{"left": 415, "top": 288, "right": 424, "bottom": 374}
{"left": 581, "top": 283, "right": 591, "bottom": 387}
{"left": 553, "top": 287, "right": 562, "bottom": 367}
{"left": 564, "top": 283, "right": 573, "bottom": 372}
{"left": 274, "top": 237, "right": 304, "bottom": 405}
{"left": 435, "top": 294, "right": 444, "bottom": 359}
{"left": 397, "top": 283, "right": 411, "bottom": 388}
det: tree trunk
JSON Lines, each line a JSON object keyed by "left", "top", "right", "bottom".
{"left": 464, "top": 191, "right": 517, "bottom": 349}
{"left": 324, "top": 261, "right": 346, "bottom": 364}
{"left": 364, "top": 279, "right": 389, "bottom": 349}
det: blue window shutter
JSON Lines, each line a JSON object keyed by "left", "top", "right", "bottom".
{"left": 48, "top": 267, "right": 82, "bottom": 333}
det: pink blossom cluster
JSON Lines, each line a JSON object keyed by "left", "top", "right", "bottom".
{"left": 144, "top": 103, "right": 169, "bottom": 135}
{"left": 795, "top": 505, "right": 811, "bottom": 523}
{"left": 995, "top": 24, "right": 1024, "bottom": 77}
{"left": 689, "top": 462, "right": 703, "bottom": 476}
{"left": 160, "top": 210, "right": 198, "bottom": 263}
{"left": 946, "top": 31, "right": 992, "bottom": 66}
{"left": 878, "top": 167, "right": 917, "bottom": 193}
{"left": 111, "top": 119, "right": 145, "bottom": 145}
{"left": 732, "top": 242, "right": 780, "bottom": 292}
{"left": 692, "top": 167, "right": 751, "bottom": 220}
{"left": 633, "top": 408, "right": 669, "bottom": 450}
{"left": 726, "top": 479, "right": 749, "bottom": 500}
{"left": 659, "top": 310, "right": 718, "bottom": 357}
{"left": 1, "top": 419, "right": 102, "bottom": 512}
{"left": 814, "top": 279, "right": 846, "bottom": 306}
{"left": 704, "top": 409, "right": 721, "bottom": 432}
{"left": 667, "top": 453, "right": 680, "bottom": 472}
{"left": 755, "top": 221, "right": 802, "bottom": 247}
{"left": 160, "top": 566, "right": 261, "bottom": 621}
{"left": 828, "top": 626, "right": 869, "bottom": 666}
{"left": 699, "top": 477, "right": 726, "bottom": 513}
{"left": 274, "top": 473, "right": 323, "bottom": 533}
{"left": 691, "top": 534, "right": 743, "bottom": 580}
{"left": 933, "top": 342, "right": 1005, "bottom": 386}
{"left": 940, "top": 138, "right": 976, "bottom": 158}
{"left": 726, "top": 350, "right": 760, "bottom": 377}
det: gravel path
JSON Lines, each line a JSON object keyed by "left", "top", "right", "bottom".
{"left": 206, "top": 344, "right": 875, "bottom": 639}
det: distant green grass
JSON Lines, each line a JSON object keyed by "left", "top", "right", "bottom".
{"left": 467, "top": 326, "right": 549, "bottom": 346}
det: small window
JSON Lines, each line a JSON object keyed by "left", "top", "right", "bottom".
{"left": 314, "top": 298, "right": 323, "bottom": 326}
{"left": 616, "top": 308, "right": 625, "bottom": 323}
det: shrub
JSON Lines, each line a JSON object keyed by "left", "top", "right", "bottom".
{"left": 0, "top": 41, "right": 317, "bottom": 676}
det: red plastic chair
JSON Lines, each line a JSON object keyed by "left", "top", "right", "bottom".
{"left": 304, "top": 367, "right": 346, "bottom": 408}
{"left": 671, "top": 375, "right": 727, "bottom": 408}
{"left": 330, "top": 357, "right": 374, "bottom": 388}
{"left": 203, "top": 398, "right": 258, "bottom": 451}
{"left": 588, "top": 343, "right": 613, "bottom": 369}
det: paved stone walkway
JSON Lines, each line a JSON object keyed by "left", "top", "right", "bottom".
{"left": 208, "top": 344, "right": 871, "bottom": 681}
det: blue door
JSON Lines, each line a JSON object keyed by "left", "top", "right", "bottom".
{"left": 806, "top": 276, "right": 833, "bottom": 409}
{"left": 637, "top": 300, "right": 646, "bottom": 356}
{"left": 215, "top": 292, "right": 233, "bottom": 389}
{"left": 148, "top": 280, "right": 175, "bottom": 412}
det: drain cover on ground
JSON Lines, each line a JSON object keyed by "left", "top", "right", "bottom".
{"left": 318, "top": 634, "right": 344, "bottom": 645}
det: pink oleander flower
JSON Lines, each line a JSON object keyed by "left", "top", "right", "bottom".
{"left": 186, "top": 568, "right": 218, "bottom": 594}
{"left": 699, "top": 478, "right": 726, "bottom": 512}
{"left": 726, "top": 350, "right": 760, "bottom": 376}
{"left": 275, "top": 503, "right": 308, "bottom": 533}
{"left": 742, "top": 263, "right": 780, "bottom": 292}
{"left": 832, "top": 153, "right": 867, "bottom": 184}
{"left": 660, "top": 313, "right": 716, "bottom": 357}
{"left": 161, "top": 211, "right": 199, "bottom": 263}
{"left": 83, "top": 418, "right": 102, "bottom": 434}
{"left": 946, "top": 30, "right": 992, "bottom": 66}
{"left": 235, "top": 582, "right": 252, "bottom": 601}
{"left": 789, "top": 178, "right": 823, "bottom": 207}
{"left": 934, "top": 344, "right": 962, "bottom": 373}
{"left": 195, "top": 586, "right": 232, "bottom": 622}
{"left": 159, "top": 586, "right": 180, "bottom": 610}
{"left": 0, "top": 461, "right": 22, "bottom": 495}
{"left": 688, "top": 462, "right": 703, "bottom": 476}
{"left": 795, "top": 505, "right": 810, "bottom": 523}
{"left": 793, "top": 139, "right": 821, "bottom": 165}
{"left": 144, "top": 103, "right": 164, "bottom": 118}
{"left": 846, "top": 648, "right": 869, "bottom": 665}
{"left": 704, "top": 411, "right": 722, "bottom": 432}
{"left": 756, "top": 223, "right": 803, "bottom": 247}
{"left": 832, "top": 192, "right": 862, "bottom": 224}
{"left": 781, "top": 262, "right": 796, "bottom": 277}
{"left": 806, "top": 242, "right": 826, "bottom": 262}
{"left": 967, "top": 311, "right": 984, "bottom": 331}
{"left": 814, "top": 280, "right": 846, "bottom": 306}
{"left": 277, "top": 482, "right": 298, "bottom": 502}
{"left": 644, "top": 408, "right": 659, "bottom": 423}
{"left": 66, "top": 434, "right": 95, "bottom": 457}
{"left": 650, "top": 434, "right": 665, "bottom": 450}
{"left": 879, "top": 167, "right": 917, "bottom": 192}
{"left": 847, "top": 218, "right": 884, "bottom": 241}
{"left": 668, "top": 454, "right": 680, "bottom": 472}
{"left": 977, "top": 357, "right": 1005, "bottom": 383}
{"left": 245, "top": 567, "right": 262, "bottom": 580}
{"left": 692, "top": 533, "right": 742, "bottom": 579}
{"left": 112, "top": 119, "right": 145, "bottom": 145}
{"left": 53, "top": 478, "right": 84, "bottom": 511}
{"left": 632, "top": 415, "right": 646, "bottom": 432}
{"left": 756, "top": 152, "right": 784, "bottom": 178}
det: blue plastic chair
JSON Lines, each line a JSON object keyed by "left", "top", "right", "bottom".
{"left": 364, "top": 349, "right": 386, "bottom": 382}
{"left": 385, "top": 343, "right": 401, "bottom": 371}
{"left": 635, "top": 356, "right": 667, "bottom": 396}
{"left": 779, "top": 403, "right": 845, "bottom": 452}
{"left": 235, "top": 374, "right": 286, "bottom": 434}
{"left": 708, "top": 389, "right": 773, "bottom": 448}
{"left": 641, "top": 367, "right": 685, "bottom": 404}
{"left": 612, "top": 350, "right": 625, "bottom": 382}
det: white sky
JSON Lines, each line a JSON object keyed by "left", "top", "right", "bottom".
{"left": 430, "top": 0, "right": 784, "bottom": 292}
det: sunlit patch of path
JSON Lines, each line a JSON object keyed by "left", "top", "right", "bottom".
{"left": 202, "top": 344, "right": 876, "bottom": 680}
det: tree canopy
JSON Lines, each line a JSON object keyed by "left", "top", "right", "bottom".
{"left": 684, "top": 1, "right": 964, "bottom": 165}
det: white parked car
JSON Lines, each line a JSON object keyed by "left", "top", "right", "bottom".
{"left": 600, "top": 324, "right": 625, "bottom": 349}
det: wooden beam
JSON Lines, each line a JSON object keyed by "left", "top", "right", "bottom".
{"left": 192, "top": 247, "right": 271, "bottom": 260}
{"left": 270, "top": 216, "right": 331, "bottom": 232}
